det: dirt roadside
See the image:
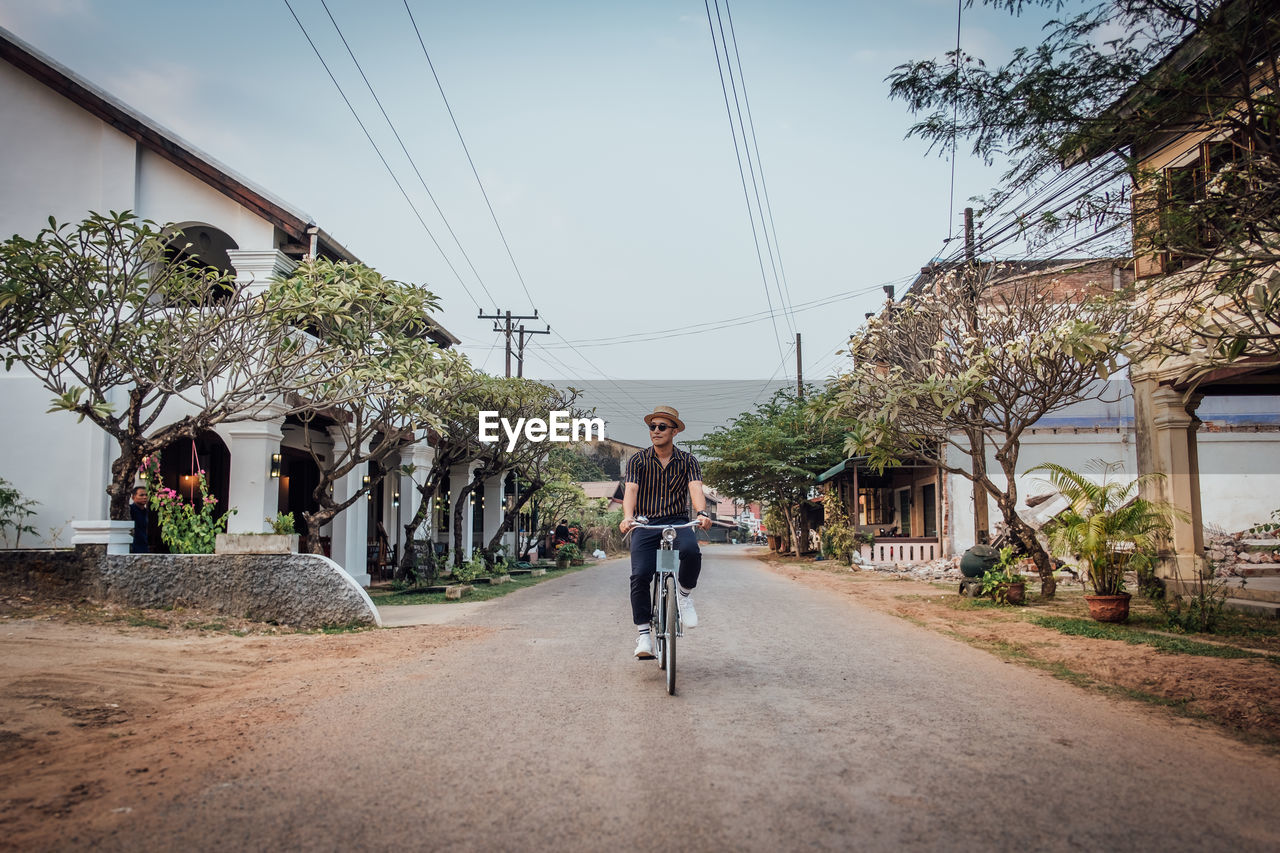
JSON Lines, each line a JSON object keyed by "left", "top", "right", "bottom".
{"left": 0, "top": 597, "right": 486, "bottom": 850}
{"left": 758, "top": 553, "right": 1280, "bottom": 746}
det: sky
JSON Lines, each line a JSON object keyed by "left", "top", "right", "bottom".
{"left": 0, "top": 0, "right": 1058, "bottom": 408}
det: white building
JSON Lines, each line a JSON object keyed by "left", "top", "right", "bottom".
{"left": 0, "top": 27, "right": 515, "bottom": 584}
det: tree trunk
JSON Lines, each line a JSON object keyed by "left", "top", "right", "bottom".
{"left": 778, "top": 507, "right": 798, "bottom": 555}
{"left": 799, "top": 507, "right": 811, "bottom": 556}
{"left": 1001, "top": 501, "right": 1055, "bottom": 598}
{"left": 107, "top": 442, "right": 139, "bottom": 521}
{"left": 990, "top": 444, "right": 1056, "bottom": 598}
{"left": 484, "top": 483, "right": 539, "bottom": 559}
{"left": 301, "top": 508, "right": 334, "bottom": 555}
{"left": 451, "top": 481, "right": 476, "bottom": 567}
{"left": 398, "top": 457, "right": 450, "bottom": 577}
{"left": 397, "top": 477, "right": 439, "bottom": 579}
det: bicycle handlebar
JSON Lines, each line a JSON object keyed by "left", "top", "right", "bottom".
{"left": 629, "top": 517, "right": 701, "bottom": 530}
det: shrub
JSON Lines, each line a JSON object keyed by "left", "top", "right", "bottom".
{"left": 267, "top": 512, "right": 296, "bottom": 535}
{"left": 0, "top": 477, "right": 39, "bottom": 548}
{"left": 555, "top": 542, "right": 582, "bottom": 563}
{"left": 141, "top": 453, "right": 233, "bottom": 554}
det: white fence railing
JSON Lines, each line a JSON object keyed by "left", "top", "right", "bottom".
{"left": 862, "top": 539, "right": 940, "bottom": 565}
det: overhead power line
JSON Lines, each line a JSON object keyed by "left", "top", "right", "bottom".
{"left": 703, "top": 0, "right": 788, "bottom": 372}
{"left": 403, "top": 0, "right": 538, "bottom": 314}
{"left": 723, "top": 0, "right": 797, "bottom": 325}
{"left": 539, "top": 277, "right": 911, "bottom": 350}
{"left": 319, "top": 0, "right": 500, "bottom": 309}
{"left": 281, "top": 0, "right": 486, "bottom": 312}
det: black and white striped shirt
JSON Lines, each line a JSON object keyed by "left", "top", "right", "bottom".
{"left": 625, "top": 446, "right": 703, "bottom": 519}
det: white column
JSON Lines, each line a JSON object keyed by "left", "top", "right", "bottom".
{"left": 449, "top": 460, "right": 479, "bottom": 562}
{"left": 226, "top": 249, "right": 297, "bottom": 296}
{"left": 222, "top": 418, "right": 284, "bottom": 534}
{"left": 406, "top": 442, "right": 436, "bottom": 543}
{"left": 483, "top": 471, "right": 505, "bottom": 557}
{"left": 329, "top": 430, "right": 371, "bottom": 586}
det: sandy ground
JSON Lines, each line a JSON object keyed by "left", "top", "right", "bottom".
{"left": 0, "top": 599, "right": 487, "bottom": 850}
{"left": 760, "top": 556, "right": 1280, "bottom": 742}
{"left": 2, "top": 550, "right": 1279, "bottom": 849}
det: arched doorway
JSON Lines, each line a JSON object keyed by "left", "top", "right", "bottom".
{"left": 146, "top": 430, "right": 231, "bottom": 553}
{"left": 163, "top": 222, "right": 239, "bottom": 299}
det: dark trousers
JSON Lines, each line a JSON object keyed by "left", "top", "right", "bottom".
{"left": 630, "top": 517, "right": 702, "bottom": 625}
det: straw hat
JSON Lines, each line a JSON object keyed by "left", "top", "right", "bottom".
{"left": 643, "top": 405, "right": 685, "bottom": 432}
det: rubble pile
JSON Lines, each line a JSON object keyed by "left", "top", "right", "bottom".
{"left": 855, "top": 556, "right": 963, "bottom": 582}
{"left": 1205, "top": 529, "right": 1280, "bottom": 578}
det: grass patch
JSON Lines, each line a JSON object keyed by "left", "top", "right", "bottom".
{"left": 369, "top": 563, "right": 592, "bottom": 606}
{"left": 953, "top": 632, "right": 1207, "bottom": 712}
{"left": 1028, "top": 615, "right": 1280, "bottom": 664}
{"left": 937, "top": 596, "right": 1004, "bottom": 612}
{"left": 124, "top": 613, "right": 169, "bottom": 629}
{"left": 182, "top": 620, "right": 227, "bottom": 631}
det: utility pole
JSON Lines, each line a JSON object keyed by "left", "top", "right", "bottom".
{"left": 963, "top": 207, "right": 990, "bottom": 544}
{"left": 795, "top": 333, "right": 803, "bottom": 398}
{"left": 514, "top": 321, "right": 550, "bottom": 378}
{"left": 478, "top": 309, "right": 546, "bottom": 378}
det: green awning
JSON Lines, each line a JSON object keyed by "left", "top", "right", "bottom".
{"left": 815, "top": 459, "right": 852, "bottom": 484}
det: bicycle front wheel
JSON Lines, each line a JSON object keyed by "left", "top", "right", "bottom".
{"left": 652, "top": 574, "right": 665, "bottom": 669}
{"left": 663, "top": 574, "right": 677, "bottom": 695}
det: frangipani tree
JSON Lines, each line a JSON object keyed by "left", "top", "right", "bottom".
{"left": 396, "top": 374, "right": 586, "bottom": 570}
{"left": 0, "top": 211, "right": 332, "bottom": 520}
{"left": 824, "top": 267, "right": 1128, "bottom": 597}
{"left": 268, "top": 258, "right": 470, "bottom": 552}
{"left": 889, "top": 0, "right": 1280, "bottom": 376}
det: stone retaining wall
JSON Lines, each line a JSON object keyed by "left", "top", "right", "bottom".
{"left": 0, "top": 544, "right": 99, "bottom": 597}
{"left": 0, "top": 546, "right": 380, "bottom": 628}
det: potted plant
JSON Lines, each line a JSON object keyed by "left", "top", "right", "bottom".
{"left": 979, "top": 545, "right": 1028, "bottom": 605}
{"left": 1032, "top": 460, "right": 1177, "bottom": 623}
{"left": 555, "top": 542, "right": 582, "bottom": 568}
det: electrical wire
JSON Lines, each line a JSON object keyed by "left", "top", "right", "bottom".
{"left": 947, "top": 0, "right": 962, "bottom": 240}
{"left": 319, "top": 0, "right": 500, "bottom": 310}
{"left": 402, "top": 0, "right": 538, "bottom": 314}
{"left": 714, "top": 0, "right": 795, "bottom": 339}
{"left": 724, "top": 0, "right": 796, "bottom": 325}
{"left": 280, "top": 0, "right": 485, "bottom": 312}
{"left": 539, "top": 279, "right": 904, "bottom": 350}
{"left": 703, "top": 0, "right": 788, "bottom": 372}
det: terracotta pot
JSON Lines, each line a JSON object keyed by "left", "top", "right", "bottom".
{"left": 1004, "top": 582, "right": 1026, "bottom": 605}
{"left": 1085, "top": 593, "right": 1131, "bottom": 623}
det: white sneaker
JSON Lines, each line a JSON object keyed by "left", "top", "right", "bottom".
{"left": 677, "top": 593, "right": 698, "bottom": 628}
{"left": 634, "top": 633, "right": 655, "bottom": 659}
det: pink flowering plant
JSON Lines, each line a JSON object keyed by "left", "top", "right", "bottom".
{"left": 139, "top": 453, "right": 234, "bottom": 554}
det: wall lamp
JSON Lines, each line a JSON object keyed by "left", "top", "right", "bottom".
{"left": 363, "top": 473, "right": 372, "bottom": 500}
{"left": 392, "top": 490, "right": 401, "bottom": 508}
{"left": 270, "top": 453, "right": 282, "bottom": 479}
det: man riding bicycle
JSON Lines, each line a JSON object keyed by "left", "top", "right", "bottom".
{"left": 620, "top": 405, "right": 712, "bottom": 659}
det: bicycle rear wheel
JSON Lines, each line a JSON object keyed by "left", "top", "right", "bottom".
{"left": 663, "top": 574, "right": 677, "bottom": 694}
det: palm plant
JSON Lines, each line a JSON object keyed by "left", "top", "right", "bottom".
{"left": 1030, "top": 460, "right": 1178, "bottom": 597}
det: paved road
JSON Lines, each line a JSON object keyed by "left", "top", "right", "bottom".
{"left": 104, "top": 547, "right": 1280, "bottom": 851}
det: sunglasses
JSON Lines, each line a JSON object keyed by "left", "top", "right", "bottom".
{"left": 648, "top": 423, "right": 674, "bottom": 432}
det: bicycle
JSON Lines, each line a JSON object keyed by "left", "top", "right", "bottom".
{"left": 627, "top": 516, "right": 699, "bottom": 695}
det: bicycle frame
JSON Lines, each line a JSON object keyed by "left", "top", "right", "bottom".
{"left": 630, "top": 517, "right": 698, "bottom": 695}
